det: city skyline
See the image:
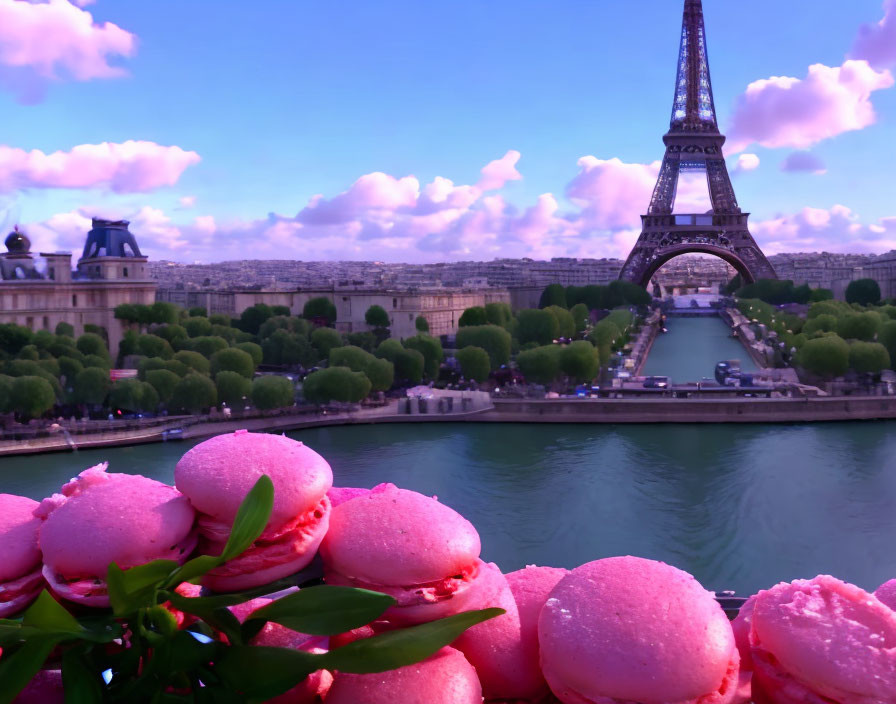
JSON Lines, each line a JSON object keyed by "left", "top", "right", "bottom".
{"left": 2, "top": 0, "right": 896, "bottom": 264}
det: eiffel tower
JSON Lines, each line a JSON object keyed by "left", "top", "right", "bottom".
{"left": 619, "top": 0, "right": 776, "bottom": 287}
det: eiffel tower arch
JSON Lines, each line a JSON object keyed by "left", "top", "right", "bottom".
{"left": 619, "top": 0, "right": 776, "bottom": 288}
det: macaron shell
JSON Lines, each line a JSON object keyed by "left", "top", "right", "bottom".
{"left": 0, "top": 494, "right": 41, "bottom": 582}
{"left": 750, "top": 576, "right": 896, "bottom": 702}
{"left": 39, "top": 475, "right": 196, "bottom": 576}
{"left": 538, "top": 556, "right": 738, "bottom": 704}
{"left": 324, "top": 647, "right": 482, "bottom": 704}
{"left": 876, "top": 578, "right": 896, "bottom": 611}
{"left": 320, "top": 485, "right": 480, "bottom": 585}
{"left": 174, "top": 431, "right": 332, "bottom": 532}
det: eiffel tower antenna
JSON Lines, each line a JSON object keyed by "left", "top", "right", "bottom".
{"left": 619, "top": 0, "right": 776, "bottom": 288}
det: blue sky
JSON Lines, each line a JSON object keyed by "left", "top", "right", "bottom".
{"left": 2, "top": 0, "right": 896, "bottom": 262}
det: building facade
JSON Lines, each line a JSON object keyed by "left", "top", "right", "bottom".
{"left": 0, "top": 219, "right": 156, "bottom": 354}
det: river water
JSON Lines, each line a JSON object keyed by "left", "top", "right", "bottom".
{"left": 2, "top": 318, "right": 895, "bottom": 596}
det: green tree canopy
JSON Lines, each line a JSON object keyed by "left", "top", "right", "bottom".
{"left": 215, "top": 370, "right": 252, "bottom": 406}
{"left": 345, "top": 331, "right": 377, "bottom": 352}
{"left": 560, "top": 341, "right": 600, "bottom": 383}
{"left": 188, "top": 336, "right": 229, "bottom": 358}
{"left": 114, "top": 303, "right": 141, "bottom": 324}
{"left": 849, "top": 341, "right": 890, "bottom": 375}
{"left": 108, "top": 379, "right": 159, "bottom": 413}
{"left": 797, "top": 335, "right": 850, "bottom": 379}
{"left": 539, "top": 284, "right": 567, "bottom": 309}
{"left": 302, "top": 367, "right": 370, "bottom": 404}
{"left": 845, "top": 278, "right": 882, "bottom": 306}
{"left": 136, "top": 334, "right": 174, "bottom": 360}
{"left": 365, "top": 305, "right": 390, "bottom": 328}
{"left": 516, "top": 309, "right": 560, "bottom": 347}
{"left": 10, "top": 376, "right": 56, "bottom": 420}
{"left": 164, "top": 359, "right": 190, "bottom": 377}
{"left": 150, "top": 302, "right": 181, "bottom": 325}
{"left": 330, "top": 345, "right": 374, "bottom": 372}
{"left": 17, "top": 344, "right": 38, "bottom": 360}
{"left": 0, "top": 324, "right": 33, "bottom": 356}
{"left": 262, "top": 330, "right": 315, "bottom": 367}
{"left": 0, "top": 374, "right": 12, "bottom": 413}
{"left": 138, "top": 357, "right": 167, "bottom": 381}
{"left": 808, "top": 300, "right": 850, "bottom": 319}
{"left": 303, "top": 297, "right": 338, "bottom": 326}
{"left": 803, "top": 314, "right": 839, "bottom": 336}
{"left": 250, "top": 375, "right": 295, "bottom": 409}
{"left": 836, "top": 312, "right": 880, "bottom": 342}
{"left": 517, "top": 345, "right": 561, "bottom": 385}
{"left": 183, "top": 317, "right": 213, "bottom": 338}
{"left": 239, "top": 304, "right": 274, "bottom": 335}
{"left": 606, "top": 280, "right": 651, "bottom": 307}
{"left": 54, "top": 321, "right": 74, "bottom": 338}
{"left": 72, "top": 367, "right": 110, "bottom": 406}
{"left": 259, "top": 316, "right": 310, "bottom": 340}
{"left": 415, "top": 316, "right": 430, "bottom": 333}
{"left": 235, "top": 341, "right": 263, "bottom": 366}
{"left": 82, "top": 354, "right": 110, "bottom": 370}
{"left": 76, "top": 333, "right": 109, "bottom": 360}
{"left": 311, "top": 327, "right": 343, "bottom": 361}
{"left": 458, "top": 307, "right": 488, "bottom": 327}
{"left": 366, "top": 357, "right": 394, "bottom": 392}
{"left": 210, "top": 347, "right": 256, "bottom": 379}
{"left": 187, "top": 306, "right": 207, "bottom": 317}
{"left": 484, "top": 302, "right": 513, "bottom": 328}
{"left": 570, "top": 303, "right": 590, "bottom": 333}
{"left": 455, "top": 346, "right": 490, "bottom": 383}
{"left": 173, "top": 350, "right": 211, "bottom": 376}
{"left": 57, "top": 356, "right": 84, "bottom": 383}
{"left": 394, "top": 348, "right": 425, "bottom": 385}
{"left": 272, "top": 305, "right": 291, "bottom": 316}
{"left": 170, "top": 374, "right": 217, "bottom": 413}
{"left": 546, "top": 306, "right": 575, "bottom": 339}
{"left": 374, "top": 338, "right": 404, "bottom": 362}
{"left": 145, "top": 369, "right": 180, "bottom": 405}
{"left": 879, "top": 320, "right": 896, "bottom": 365}
{"left": 403, "top": 335, "right": 444, "bottom": 379}
{"left": 210, "top": 324, "right": 238, "bottom": 343}
{"left": 455, "top": 325, "right": 512, "bottom": 369}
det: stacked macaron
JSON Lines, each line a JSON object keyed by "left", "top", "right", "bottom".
{"left": 36, "top": 463, "right": 198, "bottom": 607}
{"left": 0, "top": 494, "right": 44, "bottom": 617}
{"left": 734, "top": 575, "right": 896, "bottom": 703}
{"left": 175, "top": 430, "right": 333, "bottom": 591}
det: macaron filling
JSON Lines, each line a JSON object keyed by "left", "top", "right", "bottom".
{"left": 42, "top": 529, "right": 198, "bottom": 607}
{"left": 0, "top": 567, "right": 43, "bottom": 616}
{"left": 201, "top": 495, "right": 330, "bottom": 579}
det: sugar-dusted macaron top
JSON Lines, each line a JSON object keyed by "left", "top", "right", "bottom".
{"left": 0, "top": 494, "right": 41, "bottom": 582}
{"left": 751, "top": 575, "right": 896, "bottom": 701}
{"left": 40, "top": 473, "right": 196, "bottom": 577}
{"left": 538, "top": 556, "right": 736, "bottom": 703}
{"left": 320, "top": 484, "right": 480, "bottom": 585}
{"left": 876, "top": 578, "right": 896, "bottom": 611}
{"left": 175, "top": 430, "right": 332, "bottom": 530}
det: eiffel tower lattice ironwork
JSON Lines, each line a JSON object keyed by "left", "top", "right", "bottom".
{"left": 618, "top": 0, "right": 776, "bottom": 287}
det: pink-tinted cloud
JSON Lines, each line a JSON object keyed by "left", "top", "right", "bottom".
{"left": 566, "top": 157, "right": 658, "bottom": 230}
{"left": 0, "top": 0, "right": 135, "bottom": 83}
{"left": 727, "top": 60, "right": 893, "bottom": 152}
{"left": 477, "top": 150, "right": 522, "bottom": 191}
{"left": 780, "top": 151, "right": 827, "bottom": 175}
{"left": 0, "top": 140, "right": 200, "bottom": 193}
{"left": 732, "top": 154, "right": 760, "bottom": 174}
{"left": 851, "top": 0, "right": 896, "bottom": 69}
{"left": 753, "top": 205, "right": 896, "bottom": 255}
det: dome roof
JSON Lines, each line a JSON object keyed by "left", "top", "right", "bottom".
{"left": 5, "top": 228, "right": 31, "bottom": 254}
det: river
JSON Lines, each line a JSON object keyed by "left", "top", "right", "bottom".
{"left": 2, "top": 317, "right": 895, "bottom": 596}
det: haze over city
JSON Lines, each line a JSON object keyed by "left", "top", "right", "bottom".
{"left": 2, "top": 0, "right": 896, "bottom": 263}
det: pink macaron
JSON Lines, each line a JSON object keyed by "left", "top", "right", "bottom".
{"left": 454, "top": 563, "right": 569, "bottom": 701}
{"left": 174, "top": 430, "right": 333, "bottom": 592}
{"left": 37, "top": 464, "right": 197, "bottom": 607}
{"left": 320, "top": 483, "right": 485, "bottom": 625}
{"left": 746, "top": 575, "right": 896, "bottom": 704}
{"left": 538, "top": 556, "right": 744, "bottom": 704}
{"left": 324, "top": 646, "right": 482, "bottom": 704}
{"left": 0, "top": 494, "right": 44, "bottom": 618}
{"left": 876, "top": 578, "right": 896, "bottom": 611}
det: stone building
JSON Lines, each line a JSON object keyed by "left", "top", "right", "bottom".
{"left": 0, "top": 219, "right": 156, "bottom": 354}
{"left": 157, "top": 284, "right": 511, "bottom": 339}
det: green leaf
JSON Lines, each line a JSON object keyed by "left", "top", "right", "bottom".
{"left": 159, "top": 576, "right": 296, "bottom": 615}
{"left": 62, "top": 648, "right": 105, "bottom": 704}
{"left": 219, "top": 475, "right": 274, "bottom": 562}
{"left": 22, "top": 590, "right": 82, "bottom": 634}
{"left": 243, "top": 586, "right": 395, "bottom": 636}
{"left": 108, "top": 560, "right": 179, "bottom": 615}
{"left": 321, "top": 608, "right": 504, "bottom": 674}
{"left": 214, "top": 645, "right": 320, "bottom": 700}
{"left": 165, "top": 555, "right": 221, "bottom": 587}
{"left": 0, "top": 637, "right": 60, "bottom": 704}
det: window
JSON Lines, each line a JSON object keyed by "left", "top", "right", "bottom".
{"left": 49, "top": 267, "right": 55, "bottom": 280}
{"left": 392, "top": 298, "right": 398, "bottom": 309}
{"left": 72, "top": 294, "right": 78, "bottom": 307}
{"left": 43, "top": 316, "right": 49, "bottom": 329}
{"left": 123, "top": 267, "right": 129, "bottom": 278}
